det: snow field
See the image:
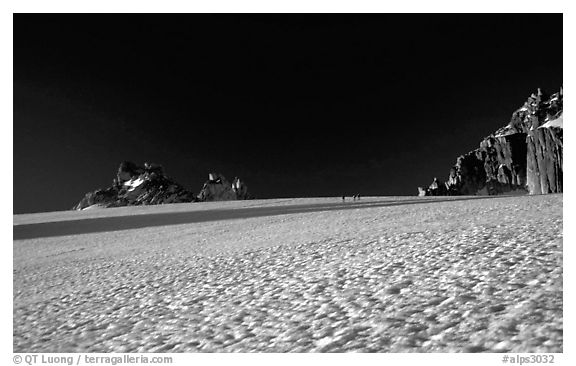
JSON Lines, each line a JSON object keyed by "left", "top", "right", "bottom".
{"left": 13, "top": 195, "right": 562, "bottom": 352}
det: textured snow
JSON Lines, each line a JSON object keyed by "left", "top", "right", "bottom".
{"left": 13, "top": 195, "right": 563, "bottom": 352}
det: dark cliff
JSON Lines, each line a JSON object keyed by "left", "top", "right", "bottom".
{"left": 419, "top": 88, "right": 563, "bottom": 196}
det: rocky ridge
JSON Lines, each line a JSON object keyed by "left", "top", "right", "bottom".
{"left": 419, "top": 88, "right": 563, "bottom": 196}
{"left": 73, "top": 163, "right": 250, "bottom": 210}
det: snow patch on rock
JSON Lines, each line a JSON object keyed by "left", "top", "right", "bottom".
{"left": 539, "top": 114, "right": 563, "bottom": 129}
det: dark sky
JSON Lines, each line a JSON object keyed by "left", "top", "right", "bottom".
{"left": 13, "top": 14, "right": 563, "bottom": 214}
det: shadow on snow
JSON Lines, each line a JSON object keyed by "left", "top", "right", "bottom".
{"left": 14, "top": 195, "right": 521, "bottom": 240}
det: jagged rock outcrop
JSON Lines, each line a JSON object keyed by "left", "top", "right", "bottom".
{"left": 231, "top": 176, "right": 250, "bottom": 200}
{"left": 197, "top": 173, "right": 250, "bottom": 202}
{"left": 419, "top": 88, "right": 563, "bottom": 196}
{"left": 73, "top": 162, "right": 196, "bottom": 210}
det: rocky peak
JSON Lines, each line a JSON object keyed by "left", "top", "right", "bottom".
{"left": 73, "top": 162, "right": 195, "bottom": 210}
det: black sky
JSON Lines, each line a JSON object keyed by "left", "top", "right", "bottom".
{"left": 13, "top": 14, "right": 562, "bottom": 213}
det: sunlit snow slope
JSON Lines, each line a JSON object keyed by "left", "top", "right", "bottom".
{"left": 13, "top": 195, "right": 562, "bottom": 352}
